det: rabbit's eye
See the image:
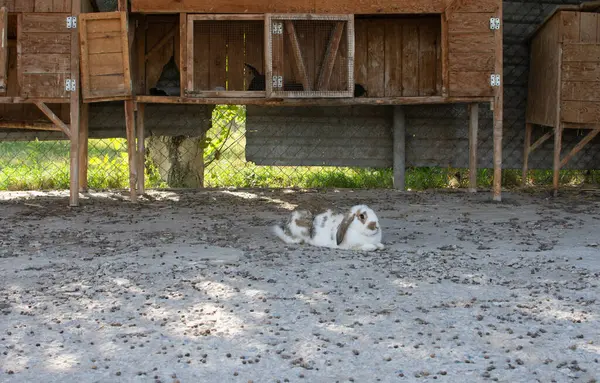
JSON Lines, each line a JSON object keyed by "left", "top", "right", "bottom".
{"left": 359, "top": 214, "right": 365, "bottom": 221}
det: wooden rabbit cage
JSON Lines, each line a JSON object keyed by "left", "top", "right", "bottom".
{"left": 524, "top": 2, "right": 600, "bottom": 195}
{"left": 0, "top": 0, "right": 87, "bottom": 206}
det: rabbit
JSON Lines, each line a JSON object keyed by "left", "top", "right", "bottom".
{"left": 272, "top": 204, "right": 384, "bottom": 251}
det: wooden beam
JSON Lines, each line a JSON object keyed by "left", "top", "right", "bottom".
{"left": 316, "top": 21, "right": 345, "bottom": 91}
{"left": 553, "top": 30, "right": 563, "bottom": 197}
{"left": 79, "top": 103, "right": 89, "bottom": 192}
{"left": 560, "top": 128, "right": 600, "bottom": 168}
{"left": 0, "top": 7, "right": 7, "bottom": 93}
{"left": 284, "top": 21, "right": 311, "bottom": 91}
{"left": 136, "top": 103, "right": 145, "bottom": 195}
{"left": 468, "top": 103, "right": 478, "bottom": 193}
{"left": 70, "top": 0, "right": 81, "bottom": 207}
{"left": 34, "top": 101, "right": 71, "bottom": 138}
{"left": 522, "top": 122, "right": 532, "bottom": 186}
{"left": 492, "top": 1, "right": 503, "bottom": 202}
{"left": 0, "top": 121, "right": 61, "bottom": 131}
{"left": 118, "top": 0, "right": 127, "bottom": 12}
{"left": 179, "top": 13, "right": 187, "bottom": 97}
{"left": 186, "top": 14, "right": 194, "bottom": 95}
{"left": 145, "top": 25, "right": 177, "bottom": 61}
{"left": 393, "top": 106, "right": 406, "bottom": 190}
{"left": 136, "top": 15, "right": 147, "bottom": 94}
{"left": 124, "top": 99, "right": 138, "bottom": 202}
{"left": 529, "top": 130, "right": 553, "bottom": 153}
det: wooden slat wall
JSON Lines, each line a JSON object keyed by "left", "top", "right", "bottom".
{"left": 79, "top": 12, "right": 132, "bottom": 101}
{"left": 526, "top": 12, "right": 560, "bottom": 127}
{"left": 18, "top": 13, "right": 71, "bottom": 98}
{"left": 191, "top": 20, "right": 263, "bottom": 92}
{"left": 131, "top": 0, "right": 445, "bottom": 14}
{"left": 0, "top": 0, "right": 70, "bottom": 12}
{"left": 559, "top": 11, "right": 600, "bottom": 124}
{"left": 446, "top": 4, "right": 498, "bottom": 97}
{"left": 355, "top": 16, "right": 441, "bottom": 98}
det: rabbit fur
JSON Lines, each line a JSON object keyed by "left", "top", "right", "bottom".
{"left": 272, "top": 204, "right": 384, "bottom": 251}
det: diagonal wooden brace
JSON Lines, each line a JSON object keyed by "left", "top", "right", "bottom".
{"left": 34, "top": 101, "right": 71, "bottom": 139}
{"left": 145, "top": 25, "right": 177, "bottom": 61}
{"left": 529, "top": 130, "right": 554, "bottom": 154}
{"left": 560, "top": 128, "right": 600, "bottom": 168}
{"left": 284, "top": 21, "right": 311, "bottom": 91}
{"left": 316, "top": 21, "right": 345, "bottom": 91}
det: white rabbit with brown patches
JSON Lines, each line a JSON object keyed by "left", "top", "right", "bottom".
{"left": 272, "top": 204, "right": 384, "bottom": 251}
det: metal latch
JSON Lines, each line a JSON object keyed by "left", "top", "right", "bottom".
{"left": 490, "top": 17, "right": 500, "bottom": 30}
{"left": 490, "top": 74, "right": 501, "bottom": 87}
{"left": 67, "top": 16, "right": 77, "bottom": 29}
{"left": 65, "top": 79, "right": 76, "bottom": 92}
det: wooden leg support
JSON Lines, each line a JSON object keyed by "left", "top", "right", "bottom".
{"left": 492, "top": 101, "right": 503, "bottom": 202}
{"left": 124, "top": 100, "right": 138, "bottom": 202}
{"left": 393, "top": 106, "right": 406, "bottom": 191}
{"left": 552, "top": 124, "right": 563, "bottom": 197}
{"left": 468, "top": 103, "right": 479, "bottom": 193}
{"left": 522, "top": 122, "right": 532, "bottom": 187}
{"left": 136, "top": 103, "right": 145, "bottom": 195}
{"left": 79, "top": 103, "right": 89, "bottom": 192}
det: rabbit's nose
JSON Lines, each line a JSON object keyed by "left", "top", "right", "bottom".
{"left": 367, "top": 221, "right": 377, "bottom": 230}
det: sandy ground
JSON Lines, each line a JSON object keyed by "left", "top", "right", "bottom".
{"left": 0, "top": 188, "right": 599, "bottom": 383}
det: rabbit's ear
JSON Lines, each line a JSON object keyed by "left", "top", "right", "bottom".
{"left": 336, "top": 213, "right": 355, "bottom": 245}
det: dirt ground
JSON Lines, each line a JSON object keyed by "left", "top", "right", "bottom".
{"left": 0, "top": 188, "right": 599, "bottom": 383}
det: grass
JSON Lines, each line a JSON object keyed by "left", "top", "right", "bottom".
{"left": 1, "top": 106, "right": 598, "bottom": 192}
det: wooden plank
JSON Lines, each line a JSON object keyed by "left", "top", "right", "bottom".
{"left": 419, "top": 20, "right": 437, "bottom": 96}
{"left": 562, "top": 43, "right": 600, "bottom": 62}
{"left": 244, "top": 20, "right": 264, "bottom": 91}
{"left": 20, "top": 73, "right": 69, "bottom": 98}
{"left": 560, "top": 11, "right": 580, "bottom": 42}
{"left": 561, "top": 81, "right": 600, "bottom": 102}
{"left": 191, "top": 20, "right": 209, "bottom": 91}
{"left": 448, "top": 52, "right": 494, "bottom": 72}
{"left": 19, "top": 32, "right": 71, "bottom": 54}
{"left": 124, "top": 99, "right": 138, "bottom": 202}
{"left": 21, "top": 53, "right": 70, "bottom": 73}
{"left": 284, "top": 20, "right": 311, "bottom": 91}
{"left": 0, "top": 7, "right": 7, "bottom": 93}
{"left": 393, "top": 106, "right": 405, "bottom": 190}
{"left": 447, "top": 13, "right": 495, "bottom": 34}
{"left": 267, "top": 16, "right": 285, "bottom": 96}
{"left": 136, "top": 103, "right": 145, "bottom": 194}
{"left": 119, "top": 11, "right": 132, "bottom": 98}
{"left": 447, "top": 0, "right": 499, "bottom": 13}
{"left": 492, "top": 0, "right": 503, "bottom": 201}
{"left": 383, "top": 19, "right": 401, "bottom": 97}
{"left": 579, "top": 12, "right": 598, "bottom": 43}
{"left": 85, "top": 18, "right": 121, "bottom": 34}
{"left": 354, "top": 19, "right": 368, "bottom": 94}
{"left": 79, "top": 102, "right": 88, "bottom": 192}
{"left": 208, "top": 23, "right": 226, "bottom": 90}
{"left": 131, "top": 0, "right": 445, "bottom": 14}
{"left": 366, "top": 20, "right": 384, "bottom": 97}
{"left": 441, "top": 13, "right": 448, "bottom": 96}
{"left": 179, "top": 13, "right": 186, "bottom": 95}
{"left": 448, "top": 72, "right": 492, "bottom": 97}
{"left": 52, "top": 0, "right": 71, "bottom": 12}
{"left": 0, "top": 121, "right": 61, "bottom": 130}
{"left": 34, "top": 0, "right": 53, "bottom": 12}
{"left": 448, "top": 33, "right": 494, "bottom": 53}
{"left": 401, "top": 21, "right": 418, "bottom": 96}
{"left": 468, "top": 103, "right": 478, "bottom": 192}
{"left": 226, "top": 23, "right": 245, "bottom": 91}
{"left": 315, "top": 21, "right": 344, "bottom": 91}
{"left": 88, "top": 74, "right": 126, "bottom": 93}
{"left": 522, "top": 122, "right": 532, "bottom": 186}
{"left": 562, "top": 61, "right": 600, "bottom": 82}
{"left": 561, "top": 100, "right": 600, "bottom": 123}
{"left": 87, "top": 52, "right": 124, "bottom": 75}
{"left": 13, "top": 0, "right": 34, "bottom": 12}
{"left": 21, "top": 14, "right": 67, "bottom": 33}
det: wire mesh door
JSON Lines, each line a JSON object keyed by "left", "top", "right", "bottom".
{"left": 266, "top": 14, "right": 354, "bottom": 98}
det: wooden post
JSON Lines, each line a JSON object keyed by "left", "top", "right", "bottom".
{"left": 393, "top": 106, "right": 406, "bottom": 190}
{"left": 136, "top": 103, "right": 145, "bottom": 194}
{"left": 552, "top": 124, "right": 562, "bottom": 196}
{"left": 69, "top": 0, "right": 81, "bottom": 207}
{"left": 79, "top": 103, "right": 89, "bottom": 192}
{"left": 492, "top": 2, "right": 503, "bottom": 202}
{"left": 468, "top": 103, "right": 479, "bottom": 193}
{"left": 522, "top": 122, "right": 532, "bottom": 187}
{"left": 125, "top": 100, "right": 138, "bottom": 202}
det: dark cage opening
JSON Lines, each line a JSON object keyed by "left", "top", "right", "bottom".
{"left": 266, "top": 14, "right": 354, "bottom": 98}
{"left": 186, "top": 15, "right": 265, "bottom": 97}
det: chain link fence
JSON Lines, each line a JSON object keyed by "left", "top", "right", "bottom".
{"left": 1, "top": 0, "right": 599, "bottom": 193}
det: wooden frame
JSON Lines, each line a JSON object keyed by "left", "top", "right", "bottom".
{"left": 185, "top": 14, "right": 266, "bottom": 98}
{"left": 265, "top": 13, "right": 354, "bottom": 98}
{"left": 0, "top": 6, "right": 7, "bottom": 94}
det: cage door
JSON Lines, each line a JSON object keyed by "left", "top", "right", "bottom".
{"left": 17, "top": 13, "right": 73, "bottom": 99}
{"left": 79, "top": 11, "right": 132, "bottom": 102}
{"left": 266, "top": 14, "right": 354, "bottom": 98}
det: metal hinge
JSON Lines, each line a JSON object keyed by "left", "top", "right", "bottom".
{"left": 65, "top": 79, "right": 76, "bottom": 92}
{"left": 490, "top": 17, "right": 500, "bottom": 30}
{"left": 272, "top": 22, "right": 283, "bottom": 35}
{"left": 67, "top": 16, "right": 77, "bottom": 29}
{"left": 490, "top": 74, "right": 501, "bottom": 87}
{"left": 272, "top": 76, "right": 283, "bottom": 89}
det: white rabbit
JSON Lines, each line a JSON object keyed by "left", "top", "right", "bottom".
{"left": 272, "top": 204, "right": 384, "bottom": 251}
